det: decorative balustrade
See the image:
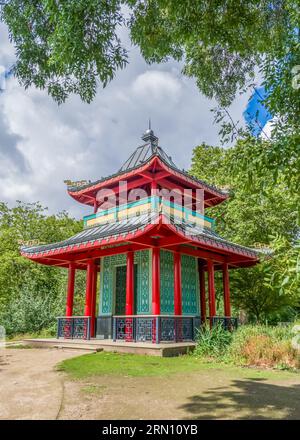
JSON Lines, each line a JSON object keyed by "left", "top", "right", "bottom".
{"left": 57, "top": 316, "right": 91, "bottom": 340}
{"left": 209, "top": 316, "right": 238, "bottom": 331}
{"left": 112, "top": 315, "right": 201, "bottom": 343}
{"left": 56, "top": 315, "right": 238, "bottom": 341}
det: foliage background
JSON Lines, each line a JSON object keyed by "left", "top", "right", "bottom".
{"left": 0, "top": 202, "right": 84, "bottom": 335}
{"left": 190, "top": 140, "right": 300, "bottom": 323}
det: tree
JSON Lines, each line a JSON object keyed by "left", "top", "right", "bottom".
{"left": 0, "top": 201, "right": 83, "bottom": 334}
{"left": 191, "top": 141, "right": 299, "bottom": 245}
{"left": 190, "top": 141, "right": 300, "bottom": 322}
{"left": 1, "top": 1, "right": 298, "bottom": 189}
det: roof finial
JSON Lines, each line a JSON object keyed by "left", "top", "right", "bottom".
{"left": 142, "top": 121, "right": 158, "bottom": 149}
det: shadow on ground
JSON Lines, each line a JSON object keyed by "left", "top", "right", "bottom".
{"left": 179, "top": 379, "right": 300, "bottom": 419}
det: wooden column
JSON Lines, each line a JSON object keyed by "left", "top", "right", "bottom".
{"left": 152, "top": 247, "right": 161, "bottom": 315}
{"left": 65, "top": 263, "right": 75, "bottom": 317}
{"left": 198, "top": 260, "right": 206, "bottom": 322}
{"left": 207, "top": 260, "right": 216, "bottom": 318}
{"left": 174, "top": 251, "right": 182, "bottom": 315}
{"left": 84, "top": 260, "right": 94, "bottom": 316}
{"left": 125, "top": 251, "right": 134, "bottom": 315}
{"left": 222, "top": 262, "right": 231, "bottom": 317}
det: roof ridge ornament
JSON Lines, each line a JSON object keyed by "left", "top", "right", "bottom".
{"left": 141, "top": 122, "right": 158, "bottom": 152}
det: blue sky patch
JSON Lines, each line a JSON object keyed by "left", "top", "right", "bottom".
{"left": 243, "top": 86, "right": 272, "bottom": 136}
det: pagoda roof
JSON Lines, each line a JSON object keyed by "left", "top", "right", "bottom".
{"left": 21, "top": 212, "right": 261, "bottom": 266}
{"left": 67, "top": 129, "right": 228, "bottom": 206}
{"left": 21, "top": 212, "right": 157, "bottom": 256}
{"left": 119, "top": 142, "right": 178, "bottom": 172}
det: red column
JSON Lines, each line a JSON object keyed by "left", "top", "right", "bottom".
{"left": 222, "top": 262, "right": 231, "bottom": 317}
{"left": 84, "top": 260, "right": 94, "bottom": 316}
{"left": 125, "top": 251, "right": 134, "bottom": 315}
{"left": 152, "top": 247, "right": 161, "bottom": 315}
{"left": 198, "top": 260, "right": 206, "bottom": 322}
{"left": 207, "top": 260, "right": 216, "bottom": 318}
{"left": 90, "top": 263, "right": 98, "bottom": 337}
{"left": 174, "top": 252, "right": 182, "bottom": 315}
{"left": 65, "top": 263, "right": 75, "bottom": 317}
{"left": 93, "top": 199, "right": 98, "bottom": 214}
{"left": 151, "top": 179, "right": 157, "bottom": 195}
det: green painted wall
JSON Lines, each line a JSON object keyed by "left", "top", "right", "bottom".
{"left": 160, "top": 250, "right": 174, "bottom": 314}
{"left": 99, "top": 250, "right": 151, "bottom": 315}
{"left": 181, "top": 254, "right": 200, "bottom": 315}
{"left": 99, "top": 249, "right": 199, "bottom": 316}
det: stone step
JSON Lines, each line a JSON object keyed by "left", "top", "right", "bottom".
{"left": 4, "top": 341, "right": 27, "bottom": 347}
{"left": 52, "top": 344, "right": 103, "bottom": 353}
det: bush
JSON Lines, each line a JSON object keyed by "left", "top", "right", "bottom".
{"left": 226, "top": 325, "right": 300, "bottom": 370}
{"left": 0, "top": 282, "right": 64, "bottom": 336}
{"left": 194, "top": 324, "right": 300, "bottom": 371}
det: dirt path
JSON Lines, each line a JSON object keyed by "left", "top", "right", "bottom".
{"left": 61, "top": 368, "right": 300, "bottom": 420}
{"left": 0, "top": 348, "right": 83, "bottom": 420}
{"left": 1, "top": 348, "right": 300, "bottom": 419}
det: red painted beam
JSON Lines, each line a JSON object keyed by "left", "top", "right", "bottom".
{"left": 115, "top": 176, "right": 151, "bottom": 193}
{"left": 75, "top": 243, "right": 147, "bottom": 262}
{"left": 139, "top": 170, "right": 170, "bottom": 181}
{"left": 165, "top": 244, "right": 226, "bottom": 263}
{"left": 27, "top": 242, "right": 150, "bottom": 265}
{"left": 158, "top": 235, "right": 191, "bottom": 248}
{"left": 128, "top": 236, "right": 156, "bottom": 247}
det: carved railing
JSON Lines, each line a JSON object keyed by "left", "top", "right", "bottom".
{"left": 57, "top": 316, "right": 91, "bottom": 340}
{"left": 113, "top": 315, "right": 201, "bottom": 343}
{"left": 209, "top": 316, "right": 238, "bottom": 331}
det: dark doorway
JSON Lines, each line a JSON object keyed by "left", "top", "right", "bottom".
{"left": 115, "top": 264, "right": 138, "bottom": 315}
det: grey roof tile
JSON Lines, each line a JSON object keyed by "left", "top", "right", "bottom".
{"left": 22, "top": 212, "right": 260, "bottom": 259}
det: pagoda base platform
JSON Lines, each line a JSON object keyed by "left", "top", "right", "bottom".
{"left": 23, "top": 338, "right": 196, "bottom": 357}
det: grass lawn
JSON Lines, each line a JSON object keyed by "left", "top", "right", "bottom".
{"left": 57, "top": 351, "right": 297, "bottom": 380}
{"left": 56, "top": 352, "right": 300, "bottom": 419}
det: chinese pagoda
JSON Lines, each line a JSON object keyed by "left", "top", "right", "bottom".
{"left": 21, "top": 128, "right": 260, "bottom": 343}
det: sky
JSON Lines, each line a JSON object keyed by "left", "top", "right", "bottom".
{"left": 0, "top": 22, "right": 269, "bottom": 219}
{"left": 243, "top": 86, "right": 272, "bottom": 137}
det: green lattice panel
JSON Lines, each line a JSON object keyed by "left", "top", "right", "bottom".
{"left": 115, "top": 265, "right": 127, "bottom": 315}
{"left": 99, "top": 250, "right": 150, "bottom": 315}
{"left": 160, "top": 250, "right": 174, "bottom": 314}
{"left": 136, "top": 250, "right": 151, "bottom": 313}
{"left": 181, "top": 254, "right": 199, "bottom": 315}
{"left": 100, "top": 256, "right": 114, "bottom": 314}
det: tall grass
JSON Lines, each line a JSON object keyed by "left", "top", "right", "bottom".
{"left": 194, "top": 324, "right": 300, "bottom": 371}
{"left": 193, "top": 324, "right": 233, "bottom": 358}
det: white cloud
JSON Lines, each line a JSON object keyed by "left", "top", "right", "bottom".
{"left": 0, "top": 24, "right": 253, "bottom": 220}
{"left": 260, "top": 118, "right": 275, "bottom": 140}
{"left": 132, "top": 71, "right": 182, "bottom": 103}
{"left": 0, "top": 23, "right": 14, "bottom": 64}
